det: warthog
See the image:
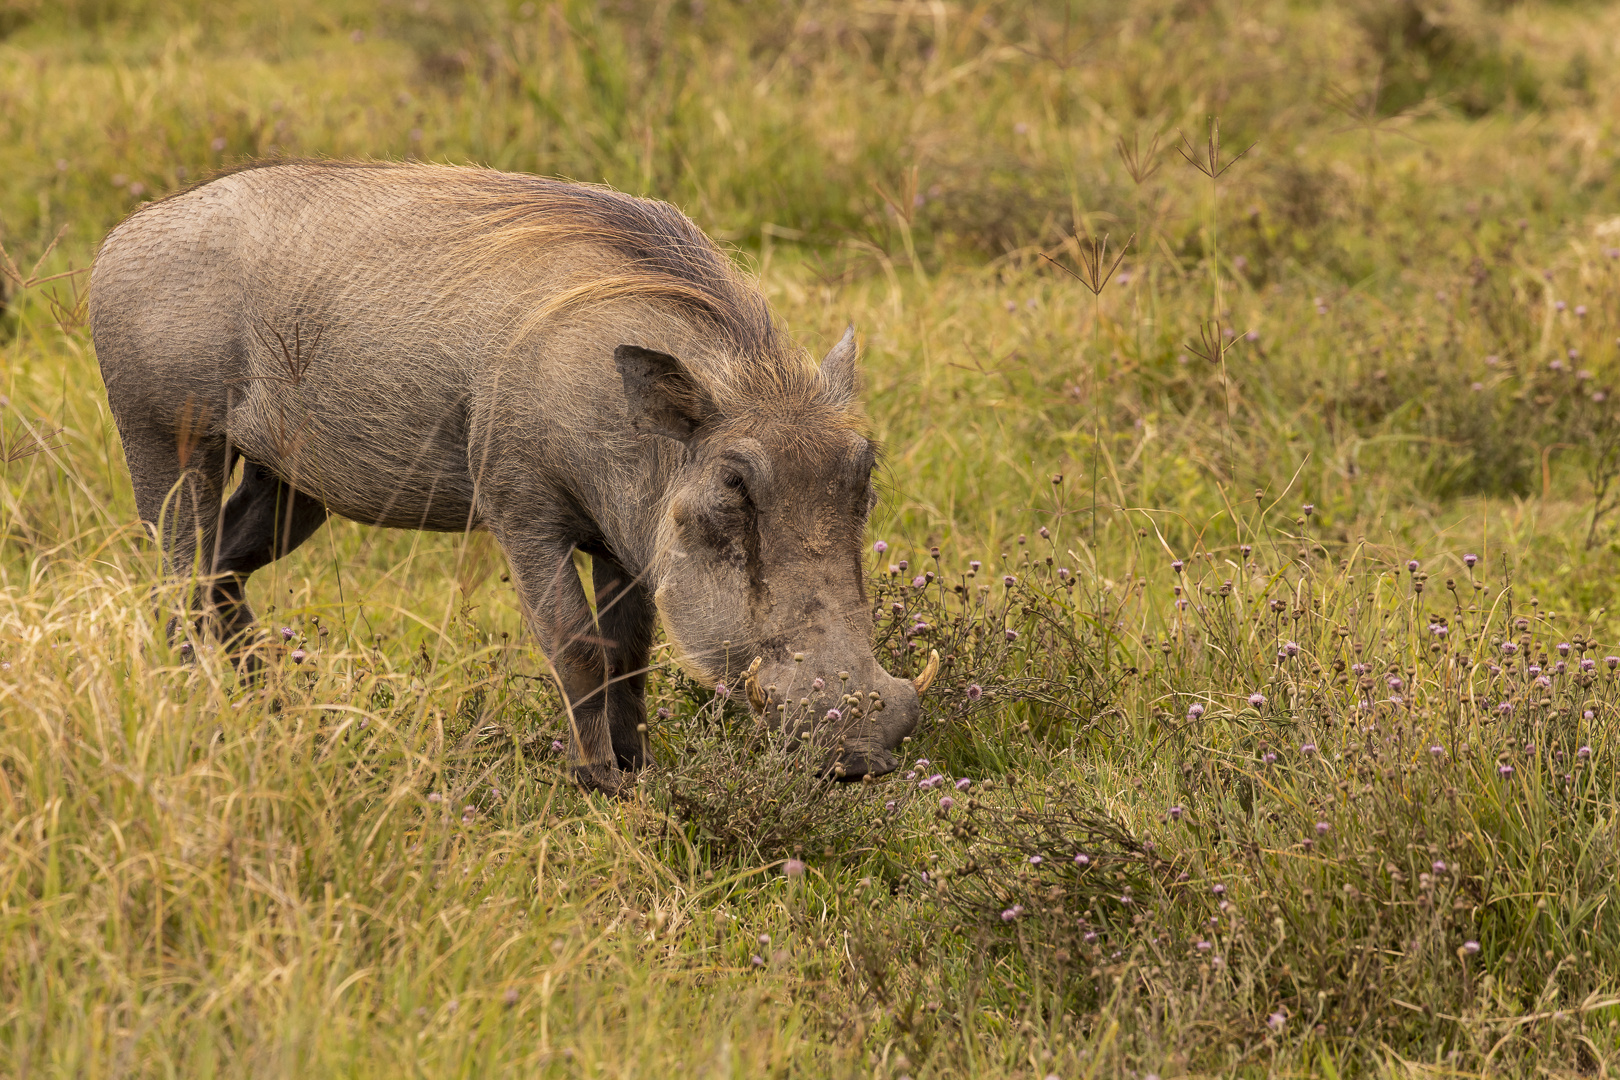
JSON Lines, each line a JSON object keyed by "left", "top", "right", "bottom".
{"left": 89, "top": 160, "right": 935, "bottom": 792}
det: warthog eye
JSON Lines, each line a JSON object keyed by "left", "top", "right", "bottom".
{"left": 721, "top": 471, "right": 747, "bottom": 493}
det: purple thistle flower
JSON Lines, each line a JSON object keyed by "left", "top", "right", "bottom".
{"left": 1001, "top": 906, "right": 1022, "bottom": 922}
{"left": 1558, "top": 642, "right": 1572, "bottom": 657}
{"left": 1581, "top": 658, "right": 1596, "bottom": 672}
{"left": 1498, "top": 764, "right": 1514, "bottom": 778}
{"left": 715, "top": 683, "right": 730, "bottom": 699}
{"left": 1262, "top": 752, "right": 1276, "bottom": 764}
{"left": 1463, "top": 940, "right": 1480, "bottom": 955}
{"left": 1247, "top": 692, "right": 1266, "bottom": 708}
{"left": 1029, "top": 855, "right": 1043, "bottom": 865}
{"left": 551, "top": 740, "right": 564, "bottom": 753}
{"left": 1075, "top": 853, "right": 1090, "bottom": 866}
{"left": 1004, "top": 628, "right": 1018, "bottom": 642}
{"left": 1608, "top": 656, "right": 1619, "bottom": 669}
{"left": 969, "top": 560, "right": 981, "bottom": 572}
{"left": 912, "top": 575, "right": 927, "bottom": 589}
{"left": 1579, "top": 745, "right": 1593, "bottom": 758}
{"left": 1407, "top": 559, "right": 1419, "bottom": 573}
{"left": 1430, "top": 744, "right": 1445, "bottom": 756}
{"left": 825, "top": 708, "right": 842, "bottom": 722}
{"left": 1432, "top": 860, "right": 1446, "bottom": 874}
{"left": 966, "top": 684, "right": 983, "bottom": 701}
{"left": 1196, "top": 940, "right": 1212, "bottom": 952}
{"left": 1083, "top": 931, "right": 1098, "bottom": 943}
{"left": 1188, "top": 703, "right": 1205, "bottom": 719}
{"left": 939, "top": 796, "right": 954, "bottom": 810}
{"left": 1002, "top": 574, "right": 1017, "bottom": 586}
{"left": 783, "top": 858, "right": 806, "bottom": 877}
{"left": 1502, "top": 642, "right": 1518, "bottom": 655}
{"left": 1315, "top": 821, "right": 1331, "bottom": 835}
{"left": 955, "top": 778, "right": 971, "bottom": 790}
{"left": 1284, "top": 641, "right": 1300, "bottom": 656}
{"left": 1172, "top": 559, "right": 1185, "bottom": 573}
{"left": 873, "top": 540, "right": 887, "bottom": 554}
{"left": 1300, "top": 743, "right": 1317, "bottom": 755}
{"left": 280, "top": 626, "right": 294, "bottom": 641}
{"left": 1464, "top": 553, "right": 1478, "bottom": 568}
{"left": 1211, "top": 883, "right": 1226, "bottom": 895}
{"left": 1168, "top": 805, "right": 1184, "bottom": 821}
{"left": 1303, "top": 503, "right": 1314, "bottom": 515}
{"left": 291, "top": 648, "right": 307, "bottom": 663}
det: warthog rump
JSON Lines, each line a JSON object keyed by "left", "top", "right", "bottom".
{"left": 88, "top": 160, "right": 931, "bottom": 792}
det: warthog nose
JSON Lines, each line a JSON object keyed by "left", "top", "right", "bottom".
{"left": 822, "top": 745, "right": 899, "bottom": 781}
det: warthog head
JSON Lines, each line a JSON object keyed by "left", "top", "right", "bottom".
{"left": 617, "top": 328, "right": 931, "bottom": 778}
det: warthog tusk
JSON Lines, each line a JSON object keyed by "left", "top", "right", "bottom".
{"left": 743, "top": 656, "right": 769, "bottom": 712}
{"left": 913, "top": 649, "right": 940, "bottom": 695}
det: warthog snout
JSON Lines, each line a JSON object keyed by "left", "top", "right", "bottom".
{"left": 742, "top": 651, "right": 934, "bottom": 780}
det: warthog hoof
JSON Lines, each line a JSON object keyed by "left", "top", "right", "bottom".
{"left": 571, "top": 763, "right": 634, "bottom": 798}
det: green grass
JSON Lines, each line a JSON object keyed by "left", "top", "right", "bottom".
{"left": 8, "top": 0, "right": 1620, "bottom": 1075}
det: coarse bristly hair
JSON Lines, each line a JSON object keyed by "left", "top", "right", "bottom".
{"left": 432, "top": 164, "right": 848, "bottom": 420}
{"left": 133, "top": 158, "right": 856, "bottom": 428}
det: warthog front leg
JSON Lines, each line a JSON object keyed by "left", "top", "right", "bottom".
{"left": 590, "top": 552, "right": 656, "bottom": 771}
{"left": 501, "top": 536, "right": 629, "bottom": 795}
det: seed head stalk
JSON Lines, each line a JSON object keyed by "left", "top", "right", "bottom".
{"left": 1117, "top": 132, "right": 1163, "bottom": 571}
{"left": 1178, "top": 118, "right": 1253, "bottom": 545}
{"left": 1043, "top": 234, "right": 1131, "bottom": 553}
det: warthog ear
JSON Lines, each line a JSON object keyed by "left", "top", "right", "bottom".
{"left": 615, "top": 344, "right": 717, "bottom": 443}
{"left": 819, "top": 325, "right": 858, "bottom": 407}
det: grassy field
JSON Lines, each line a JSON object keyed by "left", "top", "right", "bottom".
{"left": 8, "top": 0, "right": 1620, "bottom": 1075}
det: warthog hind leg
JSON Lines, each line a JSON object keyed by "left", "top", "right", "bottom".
{"left": 209, "top": 460, "right": 329, "bottom": 646}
